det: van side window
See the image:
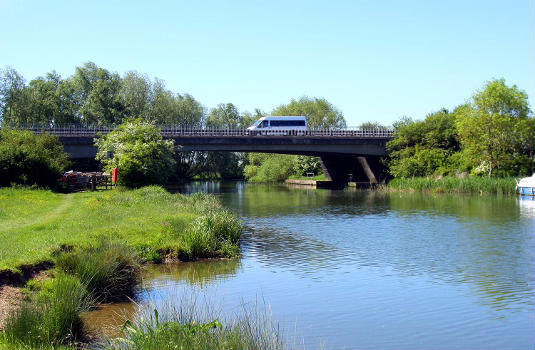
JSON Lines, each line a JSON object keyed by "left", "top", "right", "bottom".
{"left": 262, "top": 120, "right": 269, "bottom": 127}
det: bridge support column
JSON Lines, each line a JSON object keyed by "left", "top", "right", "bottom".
{"left": 320, "top": 155, "right": 383, "bottom": 185}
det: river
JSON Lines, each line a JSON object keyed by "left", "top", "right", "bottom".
{"left": 87, "top": 182, "right": 535, "bottom": 349}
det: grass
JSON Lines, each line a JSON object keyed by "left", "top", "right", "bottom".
{"left": 55, "top": 241, "right": 141, "bottom": 303}
{"left": 105, "top": 293, "right": 286, "bottom": 350}
{"left": 1, "top": 273, "right": 89, "bottom": 348}
{"left": 0, "top": 186, "right": 243, "bottom": 278}
{"left": 288, "top": 174, "right": 328, "bottom": 181}
{"left": 386, "top": 176, "right": 517, "bottom": 194}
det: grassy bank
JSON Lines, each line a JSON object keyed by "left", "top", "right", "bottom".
{"left": 0, "top": 186, "right": 242, "bottom": 280}
{"left": 386, "top": 176, "right": 517, "bottom": 194}
{"left": 288, "top": 174, "right": 328, "bottom": 181}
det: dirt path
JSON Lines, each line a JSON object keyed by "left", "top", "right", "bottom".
{"left": 0, "top": 285, "right": 22, "bottom": 329}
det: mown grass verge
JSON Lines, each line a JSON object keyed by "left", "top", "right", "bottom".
{"left": 0, "top": 186, "right": 243, "bottom": 280}
{"left": 385, "top": 176, "right": 517, "bottom": 194}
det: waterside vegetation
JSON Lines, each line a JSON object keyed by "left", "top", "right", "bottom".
{"left": 386, "top": 176, "right": 517, "bottom": 195}
{"left": 0, "top": 186, "right": 242, "bottom": 280}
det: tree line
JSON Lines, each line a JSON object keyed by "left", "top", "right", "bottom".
{"left": 387, "top": 79, "right": 534, "bottom": 178}
{"left": 0, "top": 62, "right": 345, "bottom": 181}
{"left": 1, "top": 63, "right": 532, "bottom": 183}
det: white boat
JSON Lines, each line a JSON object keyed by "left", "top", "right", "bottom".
{"left": 516, "top": 173, "right": 535, "bottom": 195}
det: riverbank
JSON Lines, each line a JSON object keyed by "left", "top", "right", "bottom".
{"left": 0, "top": 186, "right": 250, "bottom": 349}
{"left": 385, "top": 176, "right": 517, "bottom": 194}
{"left": 0, "top": 186, "right": 243, "bottom": 282}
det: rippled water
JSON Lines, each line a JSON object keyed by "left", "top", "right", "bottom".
{"left": 92, "top": 182, "right": 535, "bottom": 349}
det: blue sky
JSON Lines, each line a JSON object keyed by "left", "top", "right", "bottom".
{"left": 1, "top": 0, "right": 533, "bottom": 126}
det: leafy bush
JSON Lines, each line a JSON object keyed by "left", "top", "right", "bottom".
{"left": 95, "top": 119, "right": 175, "bottom": 187}
{"left": 55, "top": 241, "right": 141, "bottom": 302}
{"left": 0, "top": 128, "right": 69, "bottom": 188}
{"left": 2, "top": 273, "right": 89, "bottom": 347}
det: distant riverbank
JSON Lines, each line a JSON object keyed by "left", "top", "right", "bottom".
{"left": 384, "top": 176, "right": 517, "bottom": 195}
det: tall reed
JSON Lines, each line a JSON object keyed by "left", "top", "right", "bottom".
{"left": 387, "top": 176, "right": 517, "bottom": 194}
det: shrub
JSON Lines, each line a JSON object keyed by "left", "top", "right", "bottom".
{"left": 0, "top": 128, "right": 69, "bottom": 188}
{"left": 95, "top": 119, "right": 175, "bottom": 188}
{"left": 55, "top": 241, "right": 141, "bottom": 302}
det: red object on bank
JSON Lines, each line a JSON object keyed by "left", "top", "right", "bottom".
{"left": 112, "top": 168, "right": 117, "bottom": 183}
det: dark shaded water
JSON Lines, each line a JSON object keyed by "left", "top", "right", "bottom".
{"left": 91, "top": 182, "right": 535, "bottom": 349}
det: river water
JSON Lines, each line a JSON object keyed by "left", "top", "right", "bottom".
{"left": 88, "top": 182, "right": 535, "bottom": 349}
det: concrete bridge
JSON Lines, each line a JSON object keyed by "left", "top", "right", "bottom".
{"left": 29, "top": 126, "right": 394, "bottom": 184}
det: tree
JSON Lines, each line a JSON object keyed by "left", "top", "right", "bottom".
{"left": 0, "top": 128, "right": 69, "bottom": 187}
{"left": 120, "top": 71, "right": 152, "bottom": 118}
{"left": 386, "top": 109, "right": 460, "bottom": 177}
{"left": 204, "top": 103, "right": 255, "bottom": 179}
{"left": 0, "top": 67, "right": 27, "bottom": 126}
{"left": 95, "top": 119, "right": 175, "bottom": 187}
{"left": 272, "top": 96, "right": 346, "bottom": 129}
{"left": 358, "top": 121, "right": 389, "bottom": 130}
{"left": 456, "top": 79, "right": 533, "bottom": 176}
{"left": 72, "top": 62, "right": 125, "bottom": 125}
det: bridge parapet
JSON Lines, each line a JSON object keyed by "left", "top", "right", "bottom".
{"left": 25, "top": 126, "right": 393, "bottom": 138}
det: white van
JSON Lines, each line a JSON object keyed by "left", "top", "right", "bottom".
{"left": 247, "top": 116, "right": 307, "bottom": 134}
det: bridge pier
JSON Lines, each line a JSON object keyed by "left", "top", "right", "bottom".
{"left": 320, "top": 155, "right": 385, "bottom": 185}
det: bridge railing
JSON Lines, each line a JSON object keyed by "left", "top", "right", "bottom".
{"left": 24, "top": 126, "right": 394, "bottom": 138}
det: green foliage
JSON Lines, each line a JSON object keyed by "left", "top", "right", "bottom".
{"left": 179, "top": 211, "right": 243, "bottom": 260}
{"left": 55, "top": 241, "right": 141, "bottom": 302}
{"left": 244, "top": 153, "right": 297, "bottom": 182}
{"left": 358, "top": 121, "right": 389, "bottom": 130}
{"left": 387, "top": 176, "right": 516, "bottom": 194}
{"left": 272, "top": 96, "right": 346, "bottom": 129}
{"left": 2, "top": 273, "right": 89, "bottom": 348}
{"left": 293, "top": 156, "right": 322, "bottom": 176}
{"left": 387, "top": 109, "right": 460, "bottom": 178}
{"left": 107, "top": 298, "right": 285, "bottom": 350}
{"left": 95, "top": 119, "right": 175, "bottom": 187}
{"left": 456, "top": 79, "right": 534, "bottom": 177}
{"left": 0, "top": 128, "right": 69, "bottom": 188}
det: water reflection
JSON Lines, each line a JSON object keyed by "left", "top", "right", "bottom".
{"left": 135, "top": 182, "right": 534, "bottom": 348}
{"left": 143, "top": 259, "right": 241, "bottom": 289}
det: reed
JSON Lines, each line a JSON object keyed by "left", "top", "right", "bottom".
{"left": 386, "top": 176, "right": 517, "bottom": 194}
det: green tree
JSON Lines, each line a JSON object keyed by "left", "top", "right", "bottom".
{"left": 387, "top": 109, "right": 460, "bottom": 177}
{"left": 0, "top": 67, "right": 28, "bottom": 126}
{"left": 72, "top": 62, "right": 125, "bottom": 125}
{"left": 455, "top": 79, "right": 533, "bottom": 176}
{"left": 358, "top": 121, "right": 389, "bottom": 130}
{"left": 272, "top": 96, "right": 346, "bottom": 129}
{"left": 120, "top": 71, "right": 152, "bottom": 118}
{"left": 0, "top": 128, "right": 69, "bottom": 187}
{"left": 95, "top": 119, "right": 175, "bottom": 187}
{"left": 204, "top": 103, "right": 255, "bottom": 179}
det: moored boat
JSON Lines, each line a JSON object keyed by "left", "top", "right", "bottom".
{"left": 516, "top": 173, "right": 535, "bottom": 195}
